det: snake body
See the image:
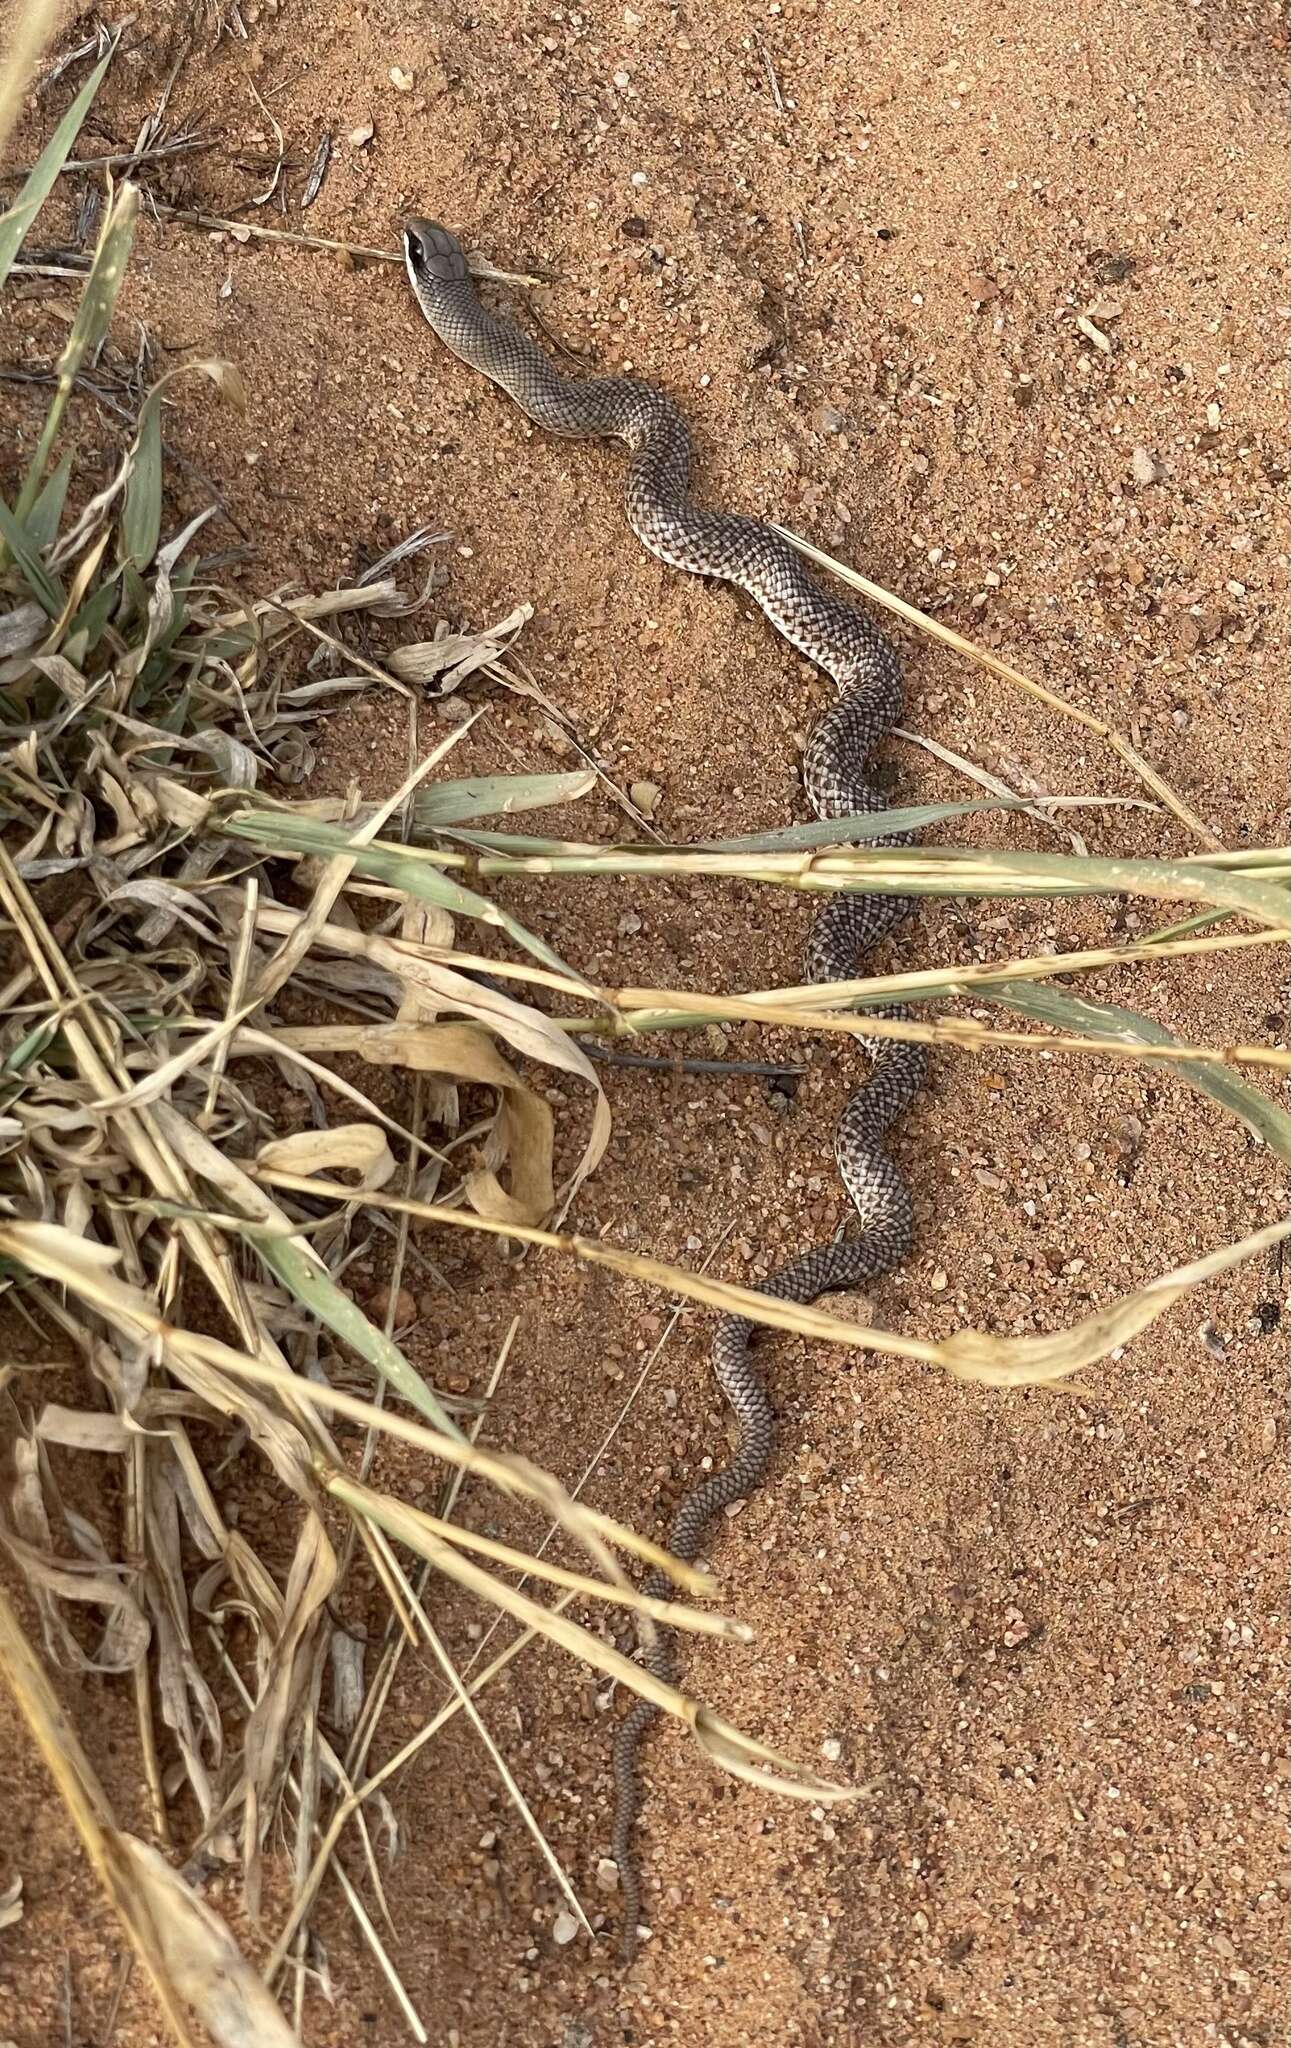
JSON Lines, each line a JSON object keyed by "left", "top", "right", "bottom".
{"left": 404, "top": 220, "right": 927, "bottom": 1959}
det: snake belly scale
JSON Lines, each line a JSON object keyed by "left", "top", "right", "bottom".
{"left": 404, "top": 220, "right": 928, "bottom": 1961}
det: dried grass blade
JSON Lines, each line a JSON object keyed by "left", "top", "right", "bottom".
{"left": 244, "top": 1178, "right": 1290, "bottom": 1391}
{"left": 0, "top": 1581, "right": 210, "bottom": 2048}
{"left": 326, "top": 1472, "right": 748, "bottom": 1641}
{"left": 411, "top": 768, "right": 596, "bottom": 827}
{"left": 123, "top": 1836, "right": 301, "bottom": 2045}
{"left": 357, "top": 1521, "right": 597, "bottom": 1940}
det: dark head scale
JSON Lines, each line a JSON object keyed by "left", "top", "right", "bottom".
{"left": 402, "top": 218, "right": 469, "bottom": 316}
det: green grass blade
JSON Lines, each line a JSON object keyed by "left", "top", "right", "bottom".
{"left": 26, "top": 449, "right": 73, "bottom": 551}
{"left": 410, "top": 769, "right": 596, "bottom": 828}
{"left": 251, "top": 1231, "right": 467, "bottom": 1441}
{"left": 63, "top": 573, "right": 119, "bottom": 663}
{"left": 120, "top": 390, "right": 163, "bottom": 569}
{"left": 0, "top": 492, "right": 64, "bottom": 615}
{"left": 13, "top": 180, "right": 139, "bottom": 524}
{"left": 223, "top": 806, "right": 593, "bottom": 985}
{"left": 0, "top": 45, "right": 115, "bottom": 290}
{"left": 692, "top": 797, "right": 1099, "bottom": 853}
{"left": 455, "top": 797, "right": 1066, "bottom": 857}
{"left": 121, "top": 359, "right": 244, "bottom": 571}
{"left": 983, "top": 981, "right": 1291, "bottom": 1164}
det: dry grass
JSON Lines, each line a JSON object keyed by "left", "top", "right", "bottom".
{"left": 1, "top": 19, "right": 1287, "bottom": 2045}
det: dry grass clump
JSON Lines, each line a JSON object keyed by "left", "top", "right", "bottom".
{"left": 2, "top": 19, "right": 1288, "bottom": 2046}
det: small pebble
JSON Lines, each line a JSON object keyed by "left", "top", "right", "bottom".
{"left": 552, "top": 1910, "right": 579, "bottom": 1946}
{"left": 630, "top": 778, "right": 662, "bottom": 817}
{"left": 1076, "top": 312, "right": 1112, "bottom": 352}
{"left": 1131, "top": 445, "right": 1162, "bottom": 484}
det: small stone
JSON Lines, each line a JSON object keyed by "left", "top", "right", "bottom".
{"left": 613, "top": 68, "right": 632, "bottom": 87}
{"left": 820, "top": 1737, "right": 843, "bottom": 1763}
{"left": 930, "top": 1266, "right": 948, "bottom": 1292}
{"left": 348, "top": 120, "right": 374, "bottom": 146}
{"left": 1176, "top": 613, "right": 1202, "bottom": 653}
{"left": 1076, "top": 313, "right": 1112, "bottom": 353}
{"left": 630, "top": 778, "right": 661, "bottom": 817}
{"left": 552, "top": 1910, "right": 579, "bottom": 1946}
{"left": 817, "top": 401, "right": 846, "bottom": 433}
{"left": 369, "top": 1283, "right": 417, "bottom": 1327}
{"left": 389, "top": 65, "right": 414, "bottom": 90}
{"left": 1131, "top": 445, "right": 1162, "bottom": 484}
{"left": 596, "top": 1857, "right": 620, "bottom": 1892}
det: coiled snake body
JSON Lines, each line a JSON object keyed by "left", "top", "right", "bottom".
{"left": 404, "top": 220, "right": 927, "bottom": 1960}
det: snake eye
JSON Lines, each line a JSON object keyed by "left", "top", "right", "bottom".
{"left": 403, "top": 223, "right": 430, "bottom": 273}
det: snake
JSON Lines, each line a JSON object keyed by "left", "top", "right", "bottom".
{"left": 404, "top": 219, "right": 927, "bottom": 1960}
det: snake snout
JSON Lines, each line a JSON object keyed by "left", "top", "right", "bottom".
{"left": 403, "top": 218, "right": 469, "bottom": 290}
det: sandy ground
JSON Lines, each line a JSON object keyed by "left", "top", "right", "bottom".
{"left": 1, "top": 1, "right": 1288, "bottom": 2044}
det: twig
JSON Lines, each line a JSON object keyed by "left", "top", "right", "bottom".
{"left": 753, "top": 28, "right": 786, "bottom": 113}
{"left": 0, "top": 134, "right": 212, "bottom": 179}
{"left": 9, "top": 263, "right": 91, "bottom": 279}
{"left": 148, "top": 202, "right": 400, "bottom": 262}
{"left": 150, "top": 203, "right": 557, "bottom": 288}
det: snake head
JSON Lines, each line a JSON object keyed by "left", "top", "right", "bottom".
{"left": 403, "top": 218, "right": 469, "bottom": 315}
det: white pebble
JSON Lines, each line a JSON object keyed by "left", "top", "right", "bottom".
{"left": 552, "top": 1910, "right": 579, "bottom": 1946}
